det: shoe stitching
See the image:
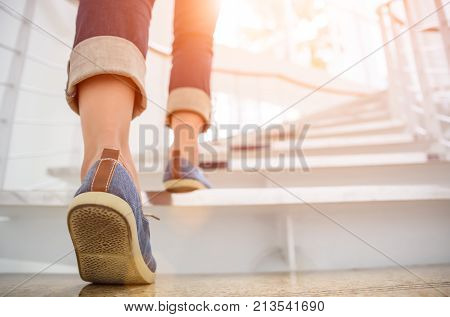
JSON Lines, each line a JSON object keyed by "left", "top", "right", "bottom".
{"left": 105, "top": 159, "right": 118, "bottom": 192}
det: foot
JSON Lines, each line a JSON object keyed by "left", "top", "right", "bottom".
{"left": 163, "top": 149, "right": 211, "bottom": 192}
{"left": 68, "top": 148, "right": 156, "bottom": 284}
{"left": 164, "top": 111, "right": 211, "bottom": 192}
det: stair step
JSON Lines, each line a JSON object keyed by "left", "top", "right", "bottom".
{"left": 219, "top": 133, "right": 427, "bottom": 157}
{"left": 2, "top": 184, "right": 449, "bottom": 209}
{"left": 199, "top": 160, "right": 450, "bottom": 188}
{"left": 45, "top": 160, "right": 450, "bottom": 190}
{"left": 48, "top": 134, "right": 430, "bottom": 188}
{"left": 199, "top": 152, "right": 436, "bottom": 172}
{"left": 307, "top": 119, "right": 405, "bottom": 138}
{"left": 276, "top": 133, "right": 416, "bottom": 149}
{"left": 271, "top": 133, "right": 426, "bottom": 156}
{"left": 146, "top": 185, "right": 450, "bottom": 208}
{"left": 211, "top": 122, "right": 410, "bottom": 156}
{"left": 223, "top": 152, "right": 431, "bottom": 170}
{"left": 309, "top": 109, "right": 391, "bottom": 129}
{"left": 1, "top": 186, "right": 449, "bottom": 274}
{"left": 48, "top": 153, "right": 449, "bottom": 189}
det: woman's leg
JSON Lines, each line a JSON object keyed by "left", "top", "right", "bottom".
{"left": 78, "top": 74, "right": 139, "bottom": 188}
{"left": 166, "top": 0, "right": 221, "bottom": 164}
{"left": 66, "top": 0, "right": 158, "bottom": 284}
{"left": 66, "top": 0, "right": 155, "bottom": 189}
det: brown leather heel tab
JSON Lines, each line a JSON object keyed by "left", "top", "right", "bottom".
{"left": 171, "top": 150, "right": 181, "bottom": 179}
{"left": 91, "top": 148, "right": 120, "bottom": 192}
{"left": 101, "top": 148, "right": 120, "bottom": 160}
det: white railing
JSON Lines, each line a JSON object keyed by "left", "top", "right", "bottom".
{"left": 378, "top": 0, "right": 450, "bottom": 158}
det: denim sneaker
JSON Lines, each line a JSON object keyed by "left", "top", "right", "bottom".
{"left": 67, "top": 148, "right": 156, "bottom": 284}
{"left": 163, "top": 151, "right": 211, "bottom": 193}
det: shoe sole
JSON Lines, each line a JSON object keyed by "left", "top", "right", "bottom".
{"left": 163, "top": 179, "right": 207, "bottom": 193}
{"left": 67, "top": 192, "right": 155, "bottom": 284}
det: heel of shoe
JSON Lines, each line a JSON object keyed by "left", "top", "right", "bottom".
{"left": 164, "top": 178, "right": 207, "bottom": 193}
{"left": 67, "top": 192, "right": 154, "bottom": 284}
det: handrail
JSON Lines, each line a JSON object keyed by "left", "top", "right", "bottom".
{"left": 148, "top": 44, "right": 370, "bottom": 98}
{"left": 148, "top": 42, "right": 171, "bottom": 58}
{"left": 210, "top": 67, "right": 370, "bottom": 97}
{"left": 378, "top": 0, "right": 443, "bottom": 32}
{"left": 377, "top": 0, "right": 450, "bottom": 158}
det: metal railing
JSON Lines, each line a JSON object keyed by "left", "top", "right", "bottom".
{"left": 378, "top": 0, "right": 450, "bottom": 158}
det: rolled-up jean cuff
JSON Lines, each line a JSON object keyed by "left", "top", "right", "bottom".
{"left": 65, "top": 36, "right": 147, "bottom": 119}
{"left": 166, "top": 87, "right": 211, "bottom": 132}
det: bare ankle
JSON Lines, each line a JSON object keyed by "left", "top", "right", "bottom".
{"left": 169, "top": 111, "right": 203, "bottom": 166}
{"left": 170, "top": 143, "right": 199, "bottom": 166}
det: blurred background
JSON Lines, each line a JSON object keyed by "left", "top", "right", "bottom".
{"left": 0, "top": 0, "right": 449, "bottom": 276}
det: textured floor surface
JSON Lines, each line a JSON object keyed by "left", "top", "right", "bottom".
{"left": 1, "top": 264, "right": 449, "bottom": 297}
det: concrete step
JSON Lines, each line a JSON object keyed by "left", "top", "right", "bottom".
{"left": 1, "top": 185, "right": 449, "bottom": 274}
{"left": 303, "top": 101, "right": 391, "bottom": 129}
{"left": 201, "top": 160, "right": 450, "bottom": 188}
{"left": 210, "top": 119, "right": 408, "bottom": 154}
{"left": 3, "top": 185, "right": 448, "bottom": 210}
{"left": 206, "top": 133, "right": 428, "bottom": 158}
{"left": 145, "top": 184, "right": 450, "bottom": 208}
{"left": 142, "top": 153, "right": 449, "bottom": 189}
{"left": 48, "top": 152, "right": 448, "bottom": 189}
{"left": 309, "top": 109, "right": 391, "bottom": 129}
{"left": 224, "top": 152, "right": 432, "bottom": 170}
{"left": 306, "top": 119, "right": 405, "bottom": 138}
{"left": 2, "top": 185, "right": 448, "bottom": 210}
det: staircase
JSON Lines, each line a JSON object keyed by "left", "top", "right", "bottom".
{"left": 0, "top": 0, "right": 449, "bottom": 277}
{"left": 3, "top": 86, "right": 450, "bottom": 275}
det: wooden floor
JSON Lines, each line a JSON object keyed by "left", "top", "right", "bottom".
{"left": 1, "top": 264, "right": 449, "bottom": 297}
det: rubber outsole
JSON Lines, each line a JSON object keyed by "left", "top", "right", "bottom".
{"left": 67, "top": 192, "right": 155, "bottom": 285}
{"left": 163, "top": 179, "right": 207, "bottom": 193}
